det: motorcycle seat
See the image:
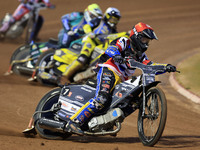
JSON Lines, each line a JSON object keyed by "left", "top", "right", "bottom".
{"left": 85, "top": 79, "right": 97, "bottom": 88}
{"left": 48, "top": 38, "right": 58, "bottom": 45}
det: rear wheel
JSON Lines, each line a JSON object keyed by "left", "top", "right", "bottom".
{"left": 0, "top": 19, "right": 5, "bottom": 40}
{"left": 137, "top": 87, "right": 167, "bottom": 146}
{"left": 10, "top": 44, "right": 32, "bottom": 75}
{"left": 10, "top": 45, "right": 30, "bottom": 62}
{"left": 34, "top": 87, "right": 72, "bottom": 139}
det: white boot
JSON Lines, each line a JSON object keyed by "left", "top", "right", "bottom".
{"left": 0, "top": 14, "right": 15, "bottom": 33}
{"left": 0, "top": 22, "right": 10, "bottom": 33}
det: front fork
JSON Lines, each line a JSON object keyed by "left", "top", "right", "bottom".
{"left": 141, "top": 79, "right": 160, "bottom": 117}
{"left": 142, "top": 84, "right": 146, "bottom": 117}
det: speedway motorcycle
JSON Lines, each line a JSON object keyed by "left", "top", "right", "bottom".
{"left": 23, "top": 59, "right": 178, "bottom": 146}
{"left": 5, "top": 38, "right": 69, "bottom": 76}
{"left": 6, "top": 31, "right": 128, "bottom": 85}
{"left": 5, "top": 31, "right": 128, "bottom": 80}
{"left": 32, "top": 32, "right": 129, "bottom": 86}
{"left": 0, "top": 2, "right": 54, "bottom": 43}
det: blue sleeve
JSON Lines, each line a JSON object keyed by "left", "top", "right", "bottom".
{"left": 61, "top": 14, "right": 71, "bottom": 31}
{"left": 61, "top": 12, "right": 83, "bottom": 31}
{"left": 105, "top": 46, "right": 121, "bottom": 58}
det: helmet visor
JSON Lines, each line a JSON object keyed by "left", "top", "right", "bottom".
{"left": 108, "top": 16, "right": 119, "bottom": 25}
{"left": 89, "top": 11, "right": 98, "bottom": 19}
{"left": 142, "top": 29, "right": 158, "bottom": 40}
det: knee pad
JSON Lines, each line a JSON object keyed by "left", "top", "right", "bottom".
{"left": 95, "top": 92, "right": 111, "bottom": 106}
{"left": 77, "top": 54, "right": 90, "bottom": 64}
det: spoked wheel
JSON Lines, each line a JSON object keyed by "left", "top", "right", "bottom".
{"left": 10, "top": 45, "right": 30, "bottom": 63}
{"left": 10, "top": 44, "right": 32, "bottom": 75}
{"left": 0, "top": 19, "right": 5, "bottom": 40}
{"left": 34, "top": 87, "right": 72, "bottom": 139}
{"left": 35, "top": 49, "right": 58, "bottom": 86}
{"left": 137, "top": 87, "right": 167, "bottom": 146}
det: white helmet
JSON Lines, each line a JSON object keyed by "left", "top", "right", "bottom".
{"left": 84, "top": 4, "right": 103, "bottom": 27}
{"left": 103, "top": 7, "right": 121, "bottom": 27}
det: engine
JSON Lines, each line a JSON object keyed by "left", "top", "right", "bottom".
{"left": 88, "top": 108, "right": 124, "bottom": 132}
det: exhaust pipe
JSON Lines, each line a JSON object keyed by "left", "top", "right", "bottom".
{"left": 16, "top": 65, "right": 34, "bottom": 75}
{"left": 38, "top": 118, "right": 66, "bottom": 133}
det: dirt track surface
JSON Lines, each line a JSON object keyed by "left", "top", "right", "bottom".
{"left": 0, "top": 0, "right": 200, "bottom": 150}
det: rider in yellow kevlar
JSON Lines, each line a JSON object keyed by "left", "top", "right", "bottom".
{"left": 60, "top": 7, "right": 122, "bottom": 84}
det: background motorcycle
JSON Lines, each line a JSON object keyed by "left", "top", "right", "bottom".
{"left": 33, "top": 32, "right": 129, "bottom": 86}
{"left": 6, "top": 38, "right": 71, "bottom": 76}
{"left": 5, "top": 31, "right": 128, "bottom": 84}
{"left": 0, "top": 2, "right": 54, "bottom": 43}
{"left": 23, "top": 59, "right": 178, "bottom": 146}
{"left": 5, "top": 32, "right": 117, "bottom": 78}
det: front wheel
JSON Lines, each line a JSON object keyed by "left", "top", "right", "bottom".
{"left": 35, "top": 49, "right": 58, "bottom": 86}
{"left": 34, "top": 87, "right": 72, "bottom": 139}
{"left": 137, "top": 87, "right": 167, "bottom": 146}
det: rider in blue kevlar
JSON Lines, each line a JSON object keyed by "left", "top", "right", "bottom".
{"left": 58, "top": 3, "right": 103, "bottom": 48}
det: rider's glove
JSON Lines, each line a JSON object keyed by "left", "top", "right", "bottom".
{"left": 113, "top": 55, "right": 124, "bottom": 64}
{"left": 68, "top": 30, "right": 75, "bottom": 36}
{"left": 166, "top": 64, "right": 176, "bottom": 72}
{"left": 68, "top": 29, "right": 80, "bottom": 36}
{"left": 88, "top": 32, "right": 96, "bottom": 38}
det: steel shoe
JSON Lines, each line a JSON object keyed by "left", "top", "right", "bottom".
{"left": 64, "top": 120, "right": 84, "bottom": 136}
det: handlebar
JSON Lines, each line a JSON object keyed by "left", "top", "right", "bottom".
{"left": 125, "top": 58, "right": 179, "bottom": 74}
{"left": 27, "top": 2, "right": 55, "bottom": 10}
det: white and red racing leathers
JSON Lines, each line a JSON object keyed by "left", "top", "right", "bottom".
{"left": 98, "top": 37, "right": 154, "bottom": 81}
{"left": 13, "top": 0, "right": 52, "bottom": 21}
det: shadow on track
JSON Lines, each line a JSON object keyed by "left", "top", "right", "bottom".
{"left": 0, "top": 127, "right": 24, "bottom": 137}
{"left": 156, "top": 135, "right": 200, "bottom": 148}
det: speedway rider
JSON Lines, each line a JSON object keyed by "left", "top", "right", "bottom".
{"left": 60, "top": 7, "right": 121, "bottom": 84}
{"left": 58, "top": 3, "right": 103, "bottom": 48}
{"left": 64, "top": 22, "right": 177, "bottom": 135}
{"left": 0, "top": 0, "right": 54, "bottom": 40}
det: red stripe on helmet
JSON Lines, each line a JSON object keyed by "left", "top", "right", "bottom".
{"left": 129, "top": 22, "right": 154, "bottom": 38}
{"left": 135, "top": 22, "right": 153, "bottom": 32}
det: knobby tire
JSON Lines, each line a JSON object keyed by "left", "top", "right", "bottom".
{"left": 137, "top": 87, "right": 167, "bottom": 146}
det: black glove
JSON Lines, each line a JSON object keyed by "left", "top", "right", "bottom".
{"left": 166, "top": 64, "right": 176, "bottom": 72}
{"left": 113, "top": 55, "right": 124, "bottom": 64}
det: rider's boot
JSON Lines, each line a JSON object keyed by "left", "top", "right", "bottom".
{"left": 32, "top": 15, "right": 44, "bottom": 41}
{"left": 64, "top": 99, "right": 103, "bottom": 135}
{"left": 64, "top": 119, "right": 84, "bottom": 136}
{"left": 60, "top": 60, "right": 84, "bottom": 84}
{"left": 0, "top": 16, "right": 15, "bottom": 33}
{"left": 0, "top": 22, "right": 10, "bottom": 33}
